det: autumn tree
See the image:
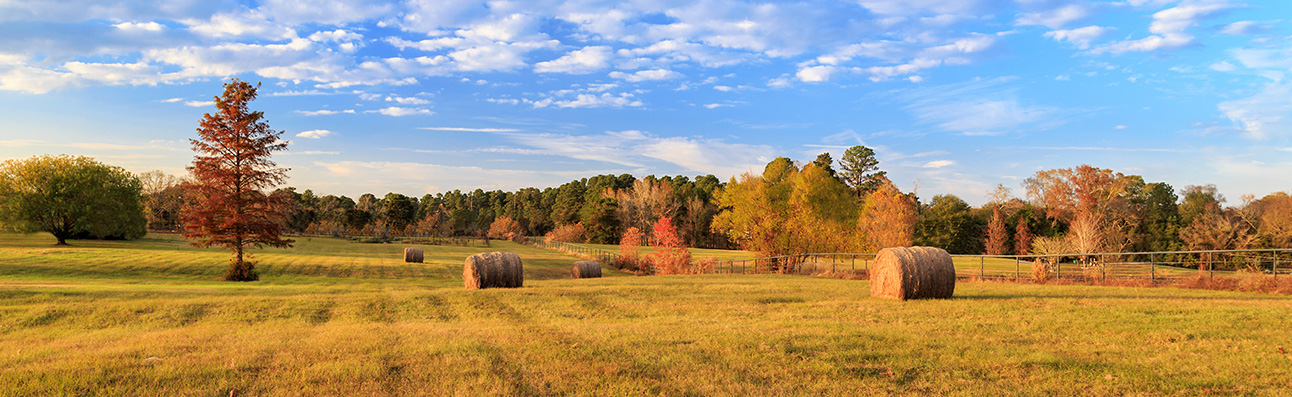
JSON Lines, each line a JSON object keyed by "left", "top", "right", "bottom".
{"left": 1023, "top": 165, "right": 1141, "bottom": 254}
{"left": 711, "top": 158, "right": 797, "bottom": 256}
{"left": 857, "top": 177, "right": 917, "bottom": 250}
{"left": 0, "top": 155, "right": 146, "bottom": 245}
{"left": 838, "top": 145, "right": 886, "bottom": 196}
{"left": 786, "top": 161, "right": 857, "bottom": 254}
{"left": 487, "top": 216, "right": 524, "bottom": 239}
{"left": 181, "top": 79, "right": 293, "bottom": 282}
{"left": 1014, "top": 217, "right": 1033, "bottom": 255}
{"left": 648, "top": 217, "right": 693, "bottom": 275}
{"left": 984, "top": 207, "right": 1010, "bottom": 255}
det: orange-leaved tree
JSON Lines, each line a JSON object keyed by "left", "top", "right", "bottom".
{"left": 649, "top": 217, "right": 692, "bottom": 275}
{"left": 181, "top": 79, "right": 293, "bottom": 281}
{"left": 857, "top": 178, "right": 917, "bottom": 250}
{"left": 619, "top": 226, "right": 644, "bottom": 270}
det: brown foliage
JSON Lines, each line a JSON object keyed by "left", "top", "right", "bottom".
{"left": 618, "top": 226, "right": 645, "bottom": 271}
{"left": 180, "top": 79, "right": 293, "bottom": 281}
{"left": 487, "top": 216, "right": 524, "bottom": 239}
{"left": 546, "top": 222, "right": 588, "bottom": 243}
{"left": 1023, "top": 165, "right": 1139, "bottom": 254}
{"left": 1014, "top": 217, "right": 1033, "bottom": 255}
{"left": 984, "top": 207, "right": 1009, "bottom": 255}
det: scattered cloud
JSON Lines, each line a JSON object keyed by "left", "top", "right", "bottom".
{"left": 1093, "top": 1, "right": 1235, "bottom": 54}
{"left": 609, "top": 69, "right": 683, "bottom": 82}
{"left": 1045, "top": 26, "right": 1112, "bottom": 49}
{"left": 367, "top": 106, "right": 433, "bottom": 116}
{"left": 419, "top": 127, "right": 520, "bottom": 132}
{"left": 294, "top": 109, "right": 355, "bottom": 115}
{"left": 295, "top": 129, "right": 335, "bottom": 139}
{"left": 183, "top": 100, "right": 213, "bottom": 107}
{"left": 534, "top": 46, "right": 612, "bottom": 74}
{"left": 923, "top": 160, "right": 956, "bottom": 168}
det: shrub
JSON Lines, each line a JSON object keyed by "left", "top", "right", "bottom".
{"left": 488, "top": 216, "right": 524, "bottom": 240}
{"left": 547, "top": 222, "right": 588, "bottom": 243}
{"left": 618, "top": 227, "right": 645, "bottom": 271}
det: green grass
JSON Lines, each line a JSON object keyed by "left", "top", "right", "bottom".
{"left": 3, "top": 233, "right": 1292, "bottom": 395}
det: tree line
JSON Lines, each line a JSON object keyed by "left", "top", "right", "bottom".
{"left": 128, "top": 150, "right": 1292, "bottom": 258}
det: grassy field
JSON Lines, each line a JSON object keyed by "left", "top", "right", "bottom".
{"left": 3, "top": 233, "right": 1292, "bottom": 395}
{"left": 564, "top": 242, "right": 757, "bottom": 262}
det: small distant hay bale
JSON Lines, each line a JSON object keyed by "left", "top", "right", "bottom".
{"left": 464, "top": 252, "right": 523, "bottom": 289}
{"left": 404, "top": 247, "right": 424, "bottom": 263}
{"left": 571, "top": 261, "right": 602, "bottom": 279}
{"left": 870, "top": 246, "right": 956, "bottom": 300}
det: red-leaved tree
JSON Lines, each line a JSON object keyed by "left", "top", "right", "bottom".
{"left": 648, "top": 217, "right": 692, "bottom": 275}
{"left": 181, "top": 79, "right": 293, "bottom": 281}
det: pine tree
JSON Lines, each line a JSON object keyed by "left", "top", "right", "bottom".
{"left": 1014, "top": 217, "right": 1033, "bottom": 255}
{"left": 181, "top": 79, "right": 293, "bottom": 281}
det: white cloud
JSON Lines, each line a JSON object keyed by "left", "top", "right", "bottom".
{"left": 159, "top": 97, "right": 183, "bottom": 103}
{"left": 503, "top": 130, "right": 773, "bottom": 178}
{"left": 1218, "top": 82, "right": 1292, "bottom": 140}
{"left": 1045, "top": 26, "right": 1112, "bottom": 49}
{"left": 386, "top": 95, "right": 429, "bottom": 105}
{"left": 296, "top": 129, "right": 335, "bottom": 139}
{"left": 184, "top": 100, "right": 213, "bottom": 107}
{"left": 113, "top": 21, "right": 165, "bottom": 32}
{"left": 1016, "top": 4, "right": 1091, "bottom": 29}
{"left": 531, "top": 93, "right": 644, "bottom": 109}
{"left": 367, "top": 106, "right": 433, "bottom": 116}
{"left": 183, "top": 12, "right": 295, "bottom": 40}
{"left": 419, "top": 127, "right": 520, "bottom": 132}
{"left": 295, "top": 109, "right": 355, "bottom": 115}
{"left": 796, "top": 65, "right": 839, "bottom": 82}
{"left": 1093, "top": 1, "right": 1235, "bottom": 54}
{"left": 900, "top": 77, "right": 1064, "bottom": 136}
{"left": 534, "top": 46, "right": 612, "bottom": 74}
{"left": 608, "top": 68, "right": 682, "bottom": 82}
{"left": 1220, "top": 20, "right": 1268, "bottom": 36}
{"left": 923, "top": 160, "right": 955, "bottom": 168}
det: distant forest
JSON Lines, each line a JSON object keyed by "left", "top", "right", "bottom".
{"left": 139, "top": 146, "right": 1292, "bottom": 257}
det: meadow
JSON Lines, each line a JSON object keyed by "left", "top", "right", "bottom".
{"left": 2, "top": 233, "right": 1291, "bottom": 395}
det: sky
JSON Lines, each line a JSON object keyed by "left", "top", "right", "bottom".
{"left": 0, "top": 0, "right": 1290, "bottom": 206}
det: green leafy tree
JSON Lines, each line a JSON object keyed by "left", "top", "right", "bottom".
{"left": 838, "top": 145, "right": 887, "bottom": 196}
{"left": 0, "top": 155, "right": 146, "bottom": 245}
{"left": 914, "top": 194, "right": 983, "bottom": 254}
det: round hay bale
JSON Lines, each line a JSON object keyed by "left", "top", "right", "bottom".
{"left": 464, "top": 252, "right": 523, "bottom": 289}
{"left": 404, "top": 247, "right": 424, "bottom": 263}
{"left": 571, "top": 261, "right": 602, "bottom": 279}
{"left": 870, "top": 246, "right": 955, "bottom": 300}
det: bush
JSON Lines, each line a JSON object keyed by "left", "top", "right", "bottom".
{"left": 488, "top": 216, "right": 524, "bottom": 240}
{"left": 546, "top": 222, "right": 588, "bottom": 243}
{"left": 618, "top": 227, "right": 645, "bottom": 271}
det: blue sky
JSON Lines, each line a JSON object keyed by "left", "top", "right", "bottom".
{"left": 0, "top": 0, "right": 1289, "bottom": 206}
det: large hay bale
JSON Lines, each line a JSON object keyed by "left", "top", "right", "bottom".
{"left": 870, "top": 246, "right": 956, "bottom": 300}
{"left": 404, "top": 247, "right": 424, "bottom": 263}
{"left": 571, "top": 261, "right": 602, "bottom": 279}
{"left": 464, "top": 252, "right": 523, "bottom": 289}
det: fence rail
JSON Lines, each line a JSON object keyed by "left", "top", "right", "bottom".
{"left": 706, "top": 248, "right": 1292, "bottom": 281}
{"left": 525, "top": 237, "right": 621, "bottom": 263}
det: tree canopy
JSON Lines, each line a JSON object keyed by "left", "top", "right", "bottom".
{"left": 0, "top": 155, "right": 146, "bottom": 245}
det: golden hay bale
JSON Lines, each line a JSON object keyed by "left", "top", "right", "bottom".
{"left": 870, "top": 246, "right": 956, "bottom": 300}
{"left": 404, "top": 247, "right": 424, "bottom": 263}
{"left": 571, "top": 261, "right": 602, "bottom": 279}
{"left": 463, "top": 252, "right": 523, "bottom": 289}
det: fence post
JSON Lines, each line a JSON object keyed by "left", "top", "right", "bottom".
{"left": 1150, "top": 253, "right": 1155, "bottom": 282}
{"left": 1057, "top": 261, "right": 1061, "bottom": 281}
{"left": 1015, "top": 258, "right": 1020, "bottom": 281}
{"left": 851, "top": 255, "right": 855, "bottom": 272}
{"left": 1275, "top": 251, "right": 1279, "bottom": 278}
{"left": 979, "top": 256, "right": 984, "bottom": 279}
